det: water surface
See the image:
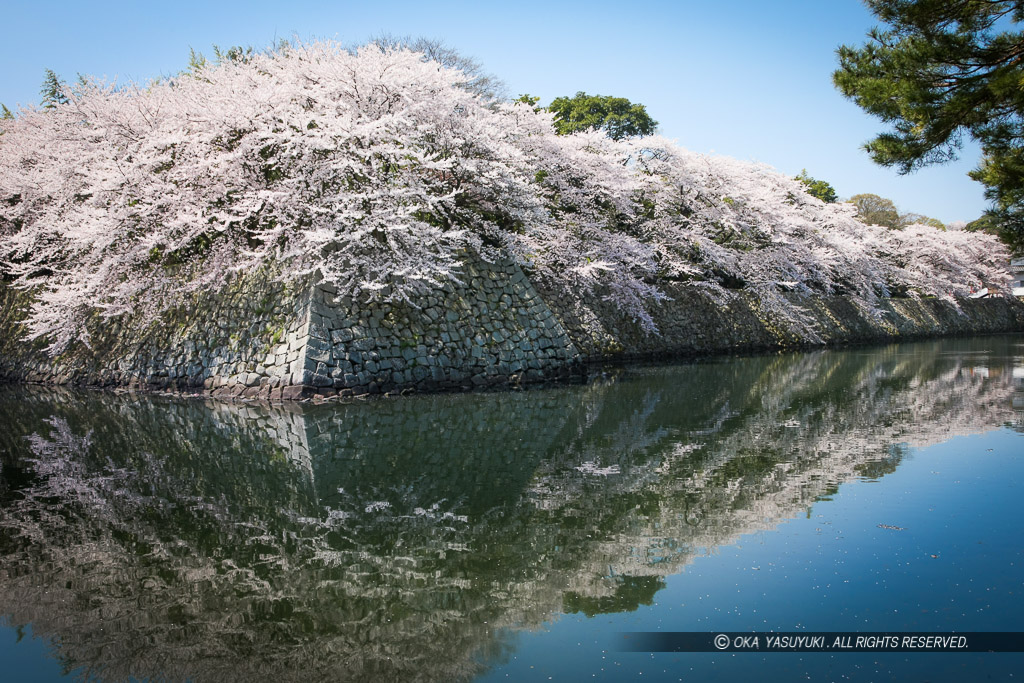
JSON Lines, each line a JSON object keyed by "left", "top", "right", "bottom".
{"left": 1, "top": 336, "right": 1022, "bottom": 681}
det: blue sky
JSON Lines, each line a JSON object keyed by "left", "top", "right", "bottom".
{"left": 2, "top": 0, "right": 988, "bottom": 223}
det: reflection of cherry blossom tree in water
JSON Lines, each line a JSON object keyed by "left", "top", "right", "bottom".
{"left": 0, "top": 338, "right": 1019, "bottom": 681}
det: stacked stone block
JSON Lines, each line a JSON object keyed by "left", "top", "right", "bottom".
{"left": 1, "top": 255, "right": 582, "bottom": 398}
{"left": 2, "top": 253, "right": 1023, "bottom": 398}
{"left": 537, "top": 276, "right": 1024, "bottom": 362}
{"left": 283, "top": 258, "right": 580, "bottom": 398}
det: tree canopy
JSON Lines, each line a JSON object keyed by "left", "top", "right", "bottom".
{"left": 899, "top": 212, "right": 945, "bottom": 229}
{"left": 0, "top": 41, "right": 1009, "bottom": 354}
{"left": 548, "top": 92, "right": 657, "bottom": 140}
{"left": 365, "top": 34, "right": 506, "bottom": 101}
{"left": 833, "top": 0, "right": 1024, "bottom": 251}
{"left": 39, "top": 69, "right": 69, "bottom": 109}
{"left": 848, "top": 193, "right": 902, "bottom": 229}
{"left": 847, "top": 192, "right": 945, "bottom": 230}
{"left": 794, "top": 170, "right": 838, "bottom": 203}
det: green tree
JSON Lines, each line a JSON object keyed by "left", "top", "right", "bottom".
{"left": 832, "top": 0, "right": 1024, "bottom": 250}
{"left": 0, "top": 104, "right": 13, "bottom": 120}
{"left": 187, "top": 47, "right": 209, "bottom": 74}
{"left": 548, "top": 92, "right": 657, "bottom": 140}
{"left": 899, "top": 212, "right": 945, "bottom": 229}
{"left": 964, "top": 213, "right": 1001, "bottom": 237}
{"left": 848, "top": 192, "right": 946, "bottom": 230}
{"left": 213, "top": 44, "right": 255, "bottom": 65}
{"left": 848, "top": 193, "right": 903, "bottom": 229}
{"left": 40, "top": 69, "right": 68, "bottom": 109}
{"left": 514, "top": 93, "right": 541, "bottom": 109}
{"left": 794, "top": 169, "right": 838, "bottom": 203}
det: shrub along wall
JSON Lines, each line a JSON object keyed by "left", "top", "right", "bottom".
{"left": 1, "top": 255, "right": 1022, "bottom": 398}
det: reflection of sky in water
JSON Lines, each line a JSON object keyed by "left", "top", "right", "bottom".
{"left": 481, "top": 429, "right": 1024, "bottom": 682}
{"left": 0, "top": 335, "right": 1022, "bottom": 682}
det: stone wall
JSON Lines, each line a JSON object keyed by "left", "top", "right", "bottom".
{"left": 1, "top": 267, "right": 307, "bottom": 396}
{"left": 2, "top": 253, "right": 1023, "bottom": 398}
{"left": 0, "top": 255, "right": 582, "bottom": 398}
{"left": 290, "top": 257, "right": 580, "bottom": 398}
{"left": 536, "top": 276, "right": 1024, "bottom": 361}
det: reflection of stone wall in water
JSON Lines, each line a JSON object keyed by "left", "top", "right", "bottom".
{"left": 2, "top": 252, "right": 1023, "bottom": 397}
{"left": 0, "top": 338, "right": 1020, "bottom": 681}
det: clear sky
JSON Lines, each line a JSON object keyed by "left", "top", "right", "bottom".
{"left": 1, "top": 0, "right": 989, "bottom": 224}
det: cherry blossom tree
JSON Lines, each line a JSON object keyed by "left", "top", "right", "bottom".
{"left": 0, "top": 40, "right": 1012, "bottom": 354}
